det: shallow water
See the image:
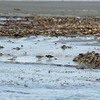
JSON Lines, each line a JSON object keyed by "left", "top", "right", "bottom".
{"left": 0, "top": 62, "right": 100, "bottom": 100}
{"left": 0, "top": 17, "right": 21, "bottom": 21}
{"left": 0, "top": 35, "right": 100, "bottom": 100}
{"left": 0, "top": 35, "right": 100, "bottom": 65}
{"left": 0, "top": 1, "right": 100, "bottom": 16}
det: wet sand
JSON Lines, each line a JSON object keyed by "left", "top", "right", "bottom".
{"left": 0, "top": 35, "right": 100, "bottom": 66}
{"left": 0, "top": 1, "right": 100, "bottom": 16}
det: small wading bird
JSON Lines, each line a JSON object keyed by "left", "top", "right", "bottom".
{"left": 14, "top": 8, "right": 21, "bottom": 11}
{"left": 8, "top": 56, "right": 17, "bottom": 61}
{"left": 36, "top": 55, "right": 44, "bottom": 60}
{"left": 45, "top": 55, "right": 54, "bottom": 59}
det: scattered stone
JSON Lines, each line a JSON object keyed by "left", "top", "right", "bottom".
{"left": 0, "top": 53, "right": 3, "bottom": 56}
{"left": 48, "top": 70, "right": 51, "bottom": 73}
{"left": 0, "top": 53, "right": 12, "bottom": 57}
{"left": 7, "top": 40, "right": 14, "bottom": 43}
{"left": 96, "top": 78, "right": 100, "bottom": 82}
{"left": 13, "top": 47, "right": 21, "bottom": 51}
{"left": 0, "top": 46, "right": 4, "bottom": 49}
{"left": 73, "top": 51, "right": 100, "bottom": 69}
{"left": 14, "top": 8, "right": 21, "bottom": 11}
{"left": 24, "top": 84, "right": 28, "bottom": 87}
{"left": 21, "top": 45, "right": 23, "bottom": 47}
{"left": 8, "top": 57, "right": 16, "bottom": 61}
{"left": 61, "top": 45, "right": 72, "bottom": 50}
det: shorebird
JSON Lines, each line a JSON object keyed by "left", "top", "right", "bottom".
{"left": 8, "top": 56, "right": 17, "bottom": 61}
{"left": 45, "top": 55, "right": 54, "bottom": 59}
{"left": 36, "top": 55, "right": 44, "bottom": 60}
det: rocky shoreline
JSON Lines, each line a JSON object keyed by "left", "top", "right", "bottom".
{"left": 73, "top": 51, "right": 100, "bottom": 69}
{"left": 0, "top": 15, "right": 100, "bottom": 37}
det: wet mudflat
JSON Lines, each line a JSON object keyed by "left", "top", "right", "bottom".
{"left": 0, "top": 35, "right": 100, "bottom": 100}
{"left": 0, "top": 35, "right": 100, "bottom": 65}
{"left": 0, "top": 62, "right": 100, "bottom": 100}
{"left": 0, "top": 9, "right": 100, "bottom": 99}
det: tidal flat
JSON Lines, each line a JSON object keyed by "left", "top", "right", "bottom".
{"left": 0, "top": 35, "right": 100, "bottom": 100}
{"left": 0, "top": 1, "right": 100, "bottom": 99}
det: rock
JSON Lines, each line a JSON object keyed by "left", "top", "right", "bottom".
{"left": 48, "top": 70, "right": 51, "bottom": 73}
{"left": 14, "top": 8, "right": 21, "bottom": 11}
{"left": 61, "top": 45, "right": 72, "bottom": 50}
{"left": 0, "top": 53, "right": 3, "bottom": 56}
{"left": 73, "top": 51, "right": 100, "bottom": 69}
{"left": 0, "top": 46, "right": 4, "bottom": 49}
{"left": 8, "top": 57, "right": 16, "bottom": 61}
{"left": 13, "top": 47, "right": 21, "bottom": 51}
{"left": 21, "top": 45, "right": 23, "bottom": 47}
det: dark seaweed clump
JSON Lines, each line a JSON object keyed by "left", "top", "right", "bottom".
{"left": 0, "top": 16, "right": 100, "bottom": 37}
{"left": 73, "top": 51, "right": 100, "bottom": 69}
